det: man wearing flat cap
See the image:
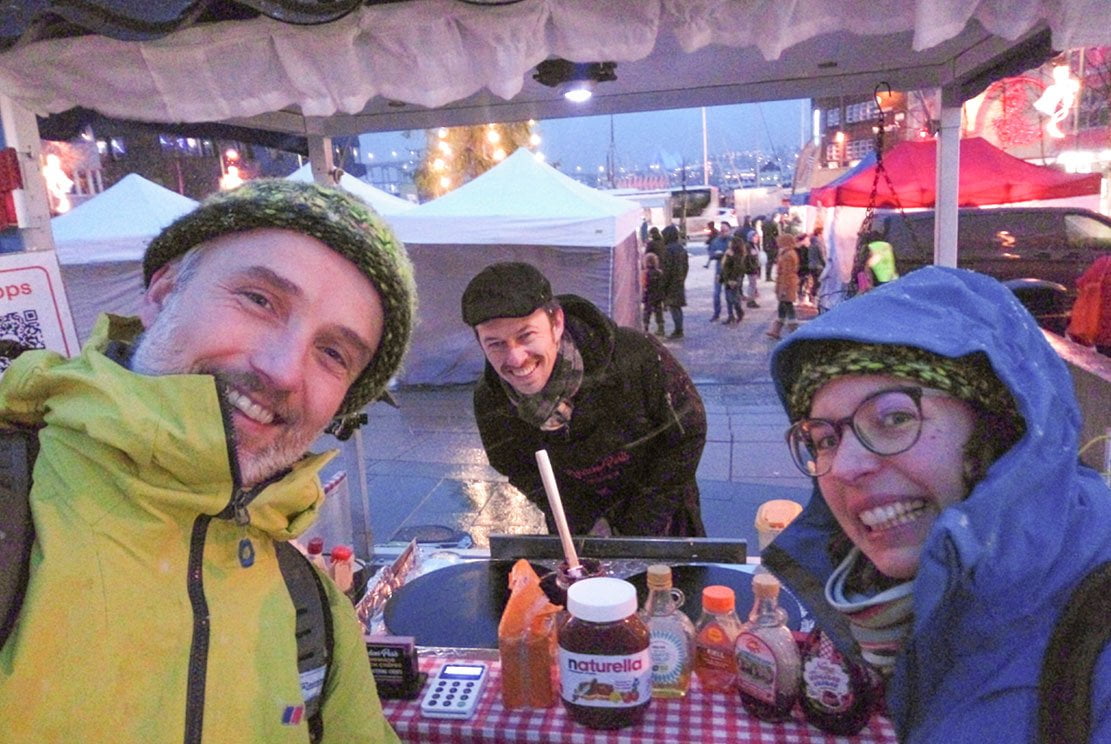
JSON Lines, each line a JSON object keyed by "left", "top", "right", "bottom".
{"left": 462, "top": 262, "right": 706, "bottom": 538}
{"left": 0, "top": 180, "right": 411, "bottom": 743}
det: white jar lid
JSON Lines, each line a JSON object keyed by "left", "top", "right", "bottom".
{"left": 567, "top": 577, "right": 637, "bottom": 622}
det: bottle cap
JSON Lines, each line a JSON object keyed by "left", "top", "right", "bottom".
{"left": 646, "top": 564, "right": 673, "bottom": 590}
{"left": 752, "top": 571, "right": 781, "bottom": 600}
{"left": 567, "top": 577, "right": 637, "bottom": 622}
{"left": 701, "top": 585, "right": 735, "bottom": 613}
{"left": 330, "top": 545, "right": 354, "bottom": 562}
{"left": 306, "top": 537, "right": 324, "bottom": 555}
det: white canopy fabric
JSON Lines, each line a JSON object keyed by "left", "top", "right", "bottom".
{"left": 388, "top": 149, "right": 642, "bottom": 386}
{"left": 286, "top": 164, "right": 414, "bottom": 215}
{"left": 51, "top": 173, "right": 198, "bottom": 263}
{"left": 389, "top": 148, "right": 641, "bottom": 246}
{"left": 0, "top": 1, "right": 1107, "bottom": 131}
{"left": 50, "top": 173, "right": 198, "bottom": 341}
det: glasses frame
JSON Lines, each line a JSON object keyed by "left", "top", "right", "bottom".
{"left": 786, "top": 386, "right": 948, "bottom": 477}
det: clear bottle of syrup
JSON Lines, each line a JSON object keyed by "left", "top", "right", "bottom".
{"left": 734, "top": 571, "right": 801, "bottom": 722}
{"left": 640, "top": 564, "right": 696, "bottom": 698}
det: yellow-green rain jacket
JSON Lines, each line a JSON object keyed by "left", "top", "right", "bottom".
{"left": 0, "top": 315, "right": 398, "bottom": 744}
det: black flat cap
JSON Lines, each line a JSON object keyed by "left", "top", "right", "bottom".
{"left": 461, "top": 262, "right": 553, "bottom": 326}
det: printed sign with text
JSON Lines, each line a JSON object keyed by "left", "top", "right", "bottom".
{"left": 0, "top": 250, "right": 79, "bottom": 373}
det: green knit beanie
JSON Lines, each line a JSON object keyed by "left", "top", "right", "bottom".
{"left": 143, "top": 178, "right": 416, "bottom": 421}
{"left": 787, "top": 342, "right": 1022, "bottom": 433}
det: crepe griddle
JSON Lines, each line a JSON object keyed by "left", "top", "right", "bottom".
{"left": 626, "top": 564, "right": 805, "bottom": 630}
{"left": 383, "top": 560, "right": 548, "bottom": 648}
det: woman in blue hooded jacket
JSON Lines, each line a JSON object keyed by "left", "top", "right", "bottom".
{"left": 764, "top": 266, "right": 1111, "bottom": 743}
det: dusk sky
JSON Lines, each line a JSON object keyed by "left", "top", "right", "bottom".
{"left": 359, "top": 99, "right": 809, "bottom": 172}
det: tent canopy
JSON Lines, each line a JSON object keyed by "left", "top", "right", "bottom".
{"left": 286, "top": 164, "right": 414, "bottom": 215}
{"left": 389, "top": 148, "right": 641, "bottom": 247}
{"left": 808, "top": 137, "right": 1103, "bottom": 208}
{"left": 51, "top": 173, "right": 198, "bottom": 263}
{"left": 388, "top": 148, "right": 641, "bottom": 386}
{"left": 1, "top": 2, "right": 1106, "bottom": 137}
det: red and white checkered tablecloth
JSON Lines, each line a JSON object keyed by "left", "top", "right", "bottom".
{"left": 382, "top": 655, "right": 897, "bottom": 743}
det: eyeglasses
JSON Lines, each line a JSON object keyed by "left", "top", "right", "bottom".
{"left": 786, "top": 387, "right": 948, "bottom": 477}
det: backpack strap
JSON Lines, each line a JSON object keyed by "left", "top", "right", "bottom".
{"left": 0, "top": 427, "right": 40, "bottom": 648}
{"left": 1038, "top": 561, "right": 1111, "bottom": 744}
{"left": 276, "top": 541, "right": 334, "bottom": 744}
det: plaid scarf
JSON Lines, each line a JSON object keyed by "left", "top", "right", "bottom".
{"left": 502, "top": 334, "right": 584, "bottom": 431}
{"left": 825, "top": 547, "right": 915, "bottom": 676}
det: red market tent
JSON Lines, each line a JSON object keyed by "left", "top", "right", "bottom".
{"left": 808, "top": 137, "right": 1102, "bottom": 208}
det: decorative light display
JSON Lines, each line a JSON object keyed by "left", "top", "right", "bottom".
{"left": 1034, "top": 65, "right": 1081, "bottom": 138}
{"left": 42, "top": 152, "right": 75, "bottom": 214}
{"left": 414, "top": 121, "right": 538, "bottom": 199}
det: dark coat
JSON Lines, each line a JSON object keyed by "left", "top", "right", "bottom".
{"left": 474, "top": 295, "right": 706, "bottom": 537}
{"left": 662, "top": 239, "right": 689, "bottom": 307}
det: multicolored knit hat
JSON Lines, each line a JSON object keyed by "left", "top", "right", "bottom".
{"left": 787, "top": 341, "right": 1023, "bottom": 431}
{"left": 143, "top": 178, "right": 416, "bottom": 420}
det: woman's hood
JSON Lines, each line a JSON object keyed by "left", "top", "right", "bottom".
{"left": 770, "top": 266, "right": 1099, "bottom": 611}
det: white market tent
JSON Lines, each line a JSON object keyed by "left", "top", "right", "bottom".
{"left": 286, "top": 164, "right": 414, "bottom": 215}
{"left": 388, "top": 148, "right": 642, "bottom": 385}
{"left": 51, "top": 173, "right": 198, "bottom": 341}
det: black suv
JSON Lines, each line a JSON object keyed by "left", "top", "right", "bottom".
{"left": 875, "top": 207, "right": 1111, "bottom": 293}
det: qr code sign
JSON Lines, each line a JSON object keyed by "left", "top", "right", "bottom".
{"left": 0, "top": 309, "right": 45, "bottom": 373}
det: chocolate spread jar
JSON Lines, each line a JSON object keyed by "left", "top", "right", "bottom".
{"left": 557, "top": 577, "right": 651, "bottom": 729}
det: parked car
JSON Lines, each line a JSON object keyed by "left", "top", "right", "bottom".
{"left": 874, "top": 206, "right": 1111, "bottom": 293}
{"left": 871, "top": 206, "right": 1111, "bottom": 332}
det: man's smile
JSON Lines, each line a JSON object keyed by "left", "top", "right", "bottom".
{"left": 224, "top": 387, "right": 277, "bottom": 425}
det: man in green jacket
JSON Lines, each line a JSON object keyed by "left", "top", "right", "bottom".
{"left": 0, "top": 180, "right": 414, "bottom": 743}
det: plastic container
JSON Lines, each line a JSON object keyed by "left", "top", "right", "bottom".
{"left": 306, "top": 536, "right": 328, "bottom": 572}
{"left": 558, "top": 578, "right": 652, "bottom": 729}
{"left": 734, "top": 572, "right": 801, "bottom": 722}
{"left": 640, "top": 564, "right": 696, "bottom": 698}
{"left": 330, "top": 544, "right": 355, "bottom": 593}
{"left": 693, "top": 585, "right": 743, "bottom": 692}
{"left": 754, "top": 499, "right": 803, "bottom": 551}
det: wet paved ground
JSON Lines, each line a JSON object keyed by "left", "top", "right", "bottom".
{"left": 323, "top": 246, "right": 818, "bottom": 558}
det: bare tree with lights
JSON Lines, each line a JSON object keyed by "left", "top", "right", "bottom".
{"left": 414, "top": 122, "right": 539, "bottom": 200}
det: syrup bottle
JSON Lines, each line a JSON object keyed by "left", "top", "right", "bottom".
{"left": 734, "top": 571, "right": 800, "bottom": 722}
{"left": 640, "top": 564, "right": 696, "bottom": 698}
{"left": 693, "top": 585, "right": 743, "bottom": 692}
{"left": 799, "top": 627, "right": 878, "bottom": 736}
{"left": 306, "top": 536, "right": 328, "bottom": 572}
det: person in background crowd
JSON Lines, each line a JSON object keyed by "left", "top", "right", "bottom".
{"left": 766, "top": 232, "right": 800, "bottom": 340}
{"left": 0, "top": 180, "right": 413, "bottom": 743}
{"left": 661, "top": 224, "right": 689, "bottom": 339}
{"left": 761, "top": 213, "right": 780, "bottom": 282}
{"left": 463, "top": 262, "right": 706, "bottom": 537}
{"left": 742, "top": 239, "right": 762, "bottom": 308}
{"left": 805, "top": 225, "right": 828, "bottom": 306}
{"left": 718, "top": 233, "right": 746, "bottom": 325}
{"left": 1066, "top": 253, "right": 1111, "bottom": 356}
{"left": 796, "top": 233, "right": 812, "bottom": 305}
{"left": 704, "top": 220, "right": 719, "bottom": 256}
{"left": 645, "top": 225, "right": 665, "bottom": 263}
{"left": 641, "top": 251, "right": 666, "bottom": 336}
{"left": 705, "top": 222, "right": 732, "bottom": 321}
{"left": 763, "top": 266, "right": 1111, "bottom": 744}
{"left": 639, "top": 216, "right": 650, "bottom": 246}
{"left": 752, "top": 216, "right": 767, "bottom": 281}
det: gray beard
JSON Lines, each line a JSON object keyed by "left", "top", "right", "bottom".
{"left": 130, "top": 292, "right": 320, "bottom": 487}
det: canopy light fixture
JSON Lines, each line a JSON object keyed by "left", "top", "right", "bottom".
{"left": 533, "top": 59, "right": 617, "bottom": 103}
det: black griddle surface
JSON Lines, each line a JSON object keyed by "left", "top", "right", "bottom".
{"left": 383, "top": 560, "right": 547, "bottom": 649}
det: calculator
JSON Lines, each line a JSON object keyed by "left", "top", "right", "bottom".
{"left": 419, "top": 662, "right": 488, "bottom": 719}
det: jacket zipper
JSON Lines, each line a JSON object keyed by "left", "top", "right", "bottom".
{"left": 183, "top": 515, "right": 212, "bottom": 744}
